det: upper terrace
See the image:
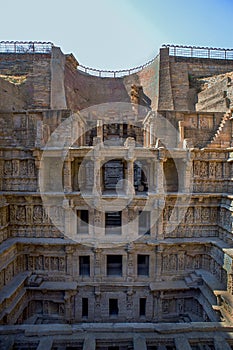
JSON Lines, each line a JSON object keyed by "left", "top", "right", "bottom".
{"left": 0, "top": 41, "right": 233, "bottom": 76}
{"left": 0, "top": 41, "right": 233, "bottom": 112}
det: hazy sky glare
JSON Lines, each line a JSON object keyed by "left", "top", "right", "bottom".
{"left": 1, "top": 0, "right": 233, "bottom": 70}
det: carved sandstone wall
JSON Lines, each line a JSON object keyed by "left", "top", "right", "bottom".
{"left": 158, "top": 47, "right": 233, "bottom": 112}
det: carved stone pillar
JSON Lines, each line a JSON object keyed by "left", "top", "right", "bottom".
{"left": 181, "top": 157, "right": 193, "bottom": 193}
{"left": 26, "top": 204, "right": 33, "bottom": 225}
{"left": 178, "top": 120, "right": 185, "bottom": 148}
{"left": 155, "top": 247, "right": 163, "bottom": 280}
{"left": 65, "top": 246, "right": 74, "bottom": 276}
{"left": 93, "top": 248, "right": 102, "bottom": 282}
{"left": 97, "top": 120, "right": 103, "bottom": 142}
{"left": 178, "top": 251, "right": 185, "bottom": 271}
{"left": 126, "top": 288, "right": 134, "bottom": 321}
{"left": 155, "top": 159, "right": 163, "bottom": 193}
{"left": 146, "top": 126, "right": 150, "bottom": 147}
{"left": 149, "top": 122, "right": 156, "bottom": 147}
{"left": 153, "top": 198, "right": 165, "bottom": 239}
{"left": 12, "top": 159, "right": 19, "bottom": 176}
{"left": 147, "top": 159, "right": 155, "bottom": 192}
{"left": 143, "top": 129, "right": 147, "bottom": 147}
{"left": 94, "top": 286, "right": 101, "bottom": 322}
{"left": 143, "top": 123, "right": 150, "bottom": 148}
{"left": 35, "top": 120, "right": 43, "bottom": 148}
{"left": 157, "top": 291, "right": 163, "bottom": 322}
{"left": 84, "top": 160, "right": 94, "bottom": 190}
{"left": 33, "top": 150, "right": 42, "bottom": 192}
{"left": 63, "top": 158, "right": 72, "bottom": 192}
{"left": 92, "top": 158, "right": 102, "bottom": 196}
{"left": 64, "top": 291, "right": 75, "bottom": 322}
{"left": 126, "top": 159, "right": 135, "bottom": 195}
{"left": 62, "top": 199, "right": 75, "bottom": 239}
{"left": 126, "top": 244, "right": 134, "bottom": 281}
{"left": 152, "top": 292, "right": 159, "bottom": 322}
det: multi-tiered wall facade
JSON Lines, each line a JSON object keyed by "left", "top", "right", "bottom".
{"left": 0, "top": 42, "right": 233, "bottom": 350}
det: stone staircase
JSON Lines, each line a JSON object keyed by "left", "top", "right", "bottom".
{"left": 184, "top": 271, "right": 203, "bottom": 287}
{"left": 196, "top": 75, "right": 232, "bottom": 112}
{"left": 207, "top": 110, "right": 232, "bottom": 148}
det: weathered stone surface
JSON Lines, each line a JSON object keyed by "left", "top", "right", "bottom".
{"left": 0, "top": 41, "right": 233, "bottom": 349}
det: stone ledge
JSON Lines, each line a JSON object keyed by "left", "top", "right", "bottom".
{"left": 150, "top": 280, "right": 188, "bottom": 291}
{"left": 0, "top": 271, "right": 30, "bottom": 304}
{"left": 1, "top": 321, "right": 233, "bottom": 336}
{"left": 28, "top": 281, "right": 78, "bottom": 291}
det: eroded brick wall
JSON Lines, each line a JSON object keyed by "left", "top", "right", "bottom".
{"left": 0, "top": 53, "right": 52, "bottom": 108}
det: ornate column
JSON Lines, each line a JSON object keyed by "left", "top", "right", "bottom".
{"left": 93, "top": 248, "right": 102, "bottom": 282}
{"left": 63, "top": 157, "right": 73, "bottom": 192}
{"left": 35, "top": 120, "right": 43, "bottom": 148}
{"left": 94, "top": 286, "right": 101, "bottom": 321}
{"left": 155, "top": 246, "right": 163, "bottom": 280}
{"left": 65, "top": 246, "right": 74, "bottom": 276}
{"left": 181, "top": 155, "right": 193, "bottom": 193}
{"left": 84, "top": 160, "right": 94, "bottom": 191}
{"left": 155, "top": 150, "right": 166, "bottom": 194}
{"left": 126, "top": 288, "right": 134, "bottom": 321}
{"left": 64, "top": 291, "right": 76, "bottom": 322}
{"left": 124, "top": 137, "right": 135, "bottom": 195}
{"left": 147, "top": 159, "right": 156, "bottom": 192}
{"left": 33, "top": 150, "right": 42, "bottom": 192}
{"left": 151, "top": 196, "right": 165, "bottom": 240}
{"left": 152, "top": 291, "right": 159, "bottom": 322}
{"left": 125, "top": 159, "right": 135, "bottom": 195}
{"left": 63, "top": 199, "right": 75, "bottom": 239}
{"left": 92, "top": 158, "right": 102, "bottom": 196}
{"left": 143, "top": 122, "right": 150, "bottom": 148}
{"left": 149, "top": 122, "right": 156, "bottom": 147}
{"left": 146, "top": 125, "right": 150, "bottom": 147}
{"left": 143, "top": 128, "right": 147, "bottom": 147}
{"left": 126, "top": 244, "right": 134, "bottom": 282}
{"left": 178, "top": 120, "right": 185, "bottom": 148}
{"left": 97, "top": 119, "right": 103, "bottom": 142}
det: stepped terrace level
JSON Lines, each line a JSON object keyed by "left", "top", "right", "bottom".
{"left": 0, "top": 41, "right": 233, "bottom": 350}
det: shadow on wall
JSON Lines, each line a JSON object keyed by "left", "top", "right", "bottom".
{"left": 139, "top": 86, "right": 151, "bottom": 108}
{"left": 64, "top": 59, "right": 152, "bottom": 111}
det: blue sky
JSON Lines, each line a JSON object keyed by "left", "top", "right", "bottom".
{"left": 1, "top": 0, "right": 233, "bottom": 70}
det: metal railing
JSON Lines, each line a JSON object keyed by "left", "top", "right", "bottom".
{"left": 78, "top": 56, "right": 158, "bottom": 78}
{"left": 0, "top": 41, "right": 53, "bottom": 54}
{"left": 163, "top": 44, "right": 233, "bottom": 60}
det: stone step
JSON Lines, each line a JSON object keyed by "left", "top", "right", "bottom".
{"left": 196, "top": 96, "right": 229, "bottom": 112}
{"left": 184, "top": 276, "right": 192, "bottom": 285}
